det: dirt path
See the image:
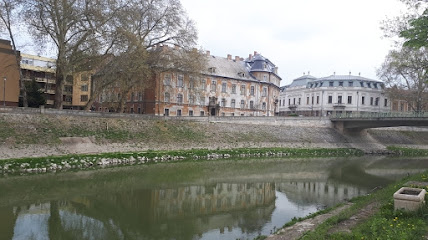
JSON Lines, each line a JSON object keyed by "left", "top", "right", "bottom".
{"left": 327, "top": 202, "right": 380, "bottom": 235}
{"left": 266, "top": 203, "right": 353, "bottom": 240}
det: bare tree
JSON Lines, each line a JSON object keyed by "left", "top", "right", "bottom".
{"left": 24, "top": 0, "right": 120, "bottom": 109}
{"left": 0, "top": 0, "right": 28, "bottom": 107}
{"left": 86, "top": 0, "right": 207, "bottom": 112}
{"left": 377, "top": 46, "right": 428, "bottom": 112}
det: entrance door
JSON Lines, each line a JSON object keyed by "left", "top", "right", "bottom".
{"left": 210, "top": 108, "right": 216, "bottom": 116}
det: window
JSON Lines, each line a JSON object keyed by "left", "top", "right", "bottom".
{"left": 165, "top": 109, "right": 169, "bottom": 116}
{"left": 189, "top": 95, "right": 194, "bottom": 104}
{"left": 360, "top": 82, "right": 364, "bottom": 87}
{"left": 138, "top": 92, "right": 142, "bottom": 101}
{"left": 165, "top": 92, "right": 170, "bottom": 102}
{"left": 189, "top": 79, "right": 195, "bottom": 90}
{"left": 312, "top": 96, "right": 314, "bottom": 105}
{"left": 200, "top": 111, "right": 205, "bottom": 116}
{"left": 384, "top": 99, "right": 388, "bottom": 107}
{"left": 362, "top": 96, "right": 365, "bottom": 105}
{"left": 177, "top": 93, "right": 183, "bottom": 104}
{"left": 221, "top": 98, "right": 226, "bottom": 107}
{"left": 131, "top": 92, "right": 134, "bottom": 102}
{"left": 288, "top": 99, "right": 291, "bottom": 105}
{"left": 222, "top": 82, "right": 227, "bottom": 93}
{"left": 164, "top": 73, "right": 171, "bottom": 85}
{"left": 263, "top": 75, "right": 267, "bottom": 81}
{"left": 293, "top": 98, "right": 296, "bottom": 105}
{"left": 240, "top": 85, "right": 245, "bottom": 95}
{"left": 232, "top": 84, "right": 236, "bottom": 94}
{"left": 367, "top": 82, "right": 371, "bottom": 88}
{"left": 328, "top": 96, "right": 333, "bottom": 104}
{"left": 211, "top": 80, "right": 216, "bottom": 92}
{"left": 339, "top": 81, "right": 343, "bottom": 87}
{"left": 319, "top": 82, "right": 324, "bottom": 87}
{"left": 348, "top": 96, "right": 352, "bottom": 104}
{"left": 201, "top": 80, "right": 206, "bottom": 90}
{"left": 208, "top": 67, "right": 216, "bottom": 73}
{"left": 306, "top": 97, "right": 310, "bottom": 105}
{"left": 250, "top": 100, "right": 254, "bottom": 109}
{"left": 262, "top": 102, "right": 266, "bottom": 110}
{"left": 200, "top": 96, "right": 205, "bottom": 106}
{"left": 250, "top": 86, "right": 255, "bottom": 96}
{"left": 81, "top": 85, "right": 88, "bottom": 92}
{"left": 298, "top": 98, "right": 301, "bottom": 105}
{"left": 189, "top": 110, "right": 193, "bottom": 116}
{"left": 348, "top": 81, "right": 353, "bottom": 87}
{"left": 177, "top": 109, "right": 182, "bottom": 116}
{"left": 374, "top": 83, "right": 377, "bottom": 88}
{"left": 370, "top": 97, "right": 374, "bottom": 105}
{"left": 240, "top": 100, "right": 245, "bottom": 109}
{"left": 231, "top": 99, "right": 236, "bottom": 108}
{"left": 65, "top": 85, "right": 73, "bottom": 93}
{"left": 81, "top": 74, "right": 89, "bottom": 81}
{"left": 375, "top": 97, "right": 379, "bottom": 106}
{"left": 338, "top": 96, "right": 342, "bottom": 104}
{"left": 80, "top": 95, "right": 88, "bottom": 102}
{"left": 177, "top": 74, "right": 184, "bottom": 87}
{"left": 262, "top": 87, "right": 267, "bottom": 97}
{"left": 316, "top": 96, "right": 320, "bottom": 104}
{"left": 329, "top": 81, "right": 334, "bottom": 87}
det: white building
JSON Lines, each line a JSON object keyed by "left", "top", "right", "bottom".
{"left": 278, "top": 74, "right": 389, "bottom": 116}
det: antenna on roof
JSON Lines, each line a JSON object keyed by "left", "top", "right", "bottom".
{"left": 303, "top": 72, "right": 305, "bottom": 75}
{"left": 349, "top": 71, "right": 351, "bottom": 75}
{"left": 359, "top": 72, "right": 361, "bottom": 76}
{"left": 308, "top": 71, "right": 310, "bottom": 75}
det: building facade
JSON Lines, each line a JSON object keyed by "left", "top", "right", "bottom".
{"left": 94, "top": 50, "right": 282, "bottom": 116}
{"left": 279, "top": 74, "right": 389, "bottom": 116}
{"left": 0, "top": 39, "right": 20, "bottom": 106}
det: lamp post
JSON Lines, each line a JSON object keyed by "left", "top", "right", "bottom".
{"left": 3, "top": 76, "right": 6, "bottom": 107}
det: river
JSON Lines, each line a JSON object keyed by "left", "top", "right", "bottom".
{"left": 0, "top": 156, "right": 427, "bottom": 240}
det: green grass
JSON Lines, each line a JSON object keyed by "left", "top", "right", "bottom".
{"left": 295, "top": 171, "right": 428, "bottom": 240}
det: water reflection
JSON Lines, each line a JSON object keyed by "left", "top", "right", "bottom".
{"left": 0, "top": 156, "right": 427, "bottom": 240}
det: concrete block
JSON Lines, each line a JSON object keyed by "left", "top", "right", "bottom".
{"left": 393, "top": 187, "right": 426, "bottom": 211}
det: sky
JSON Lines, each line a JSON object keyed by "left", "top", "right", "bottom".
{"left": 180, "top": 0, "right": 408, "bottom": 86}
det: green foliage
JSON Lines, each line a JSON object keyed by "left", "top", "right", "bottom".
{"left": 387, "top": 146, "right": 428, "bottom": 156}
{"left": 400, "top": 10, "right": 428, "bottom": 48}
{"left": 19, "top": 79, "right": 46, "bottom": 107}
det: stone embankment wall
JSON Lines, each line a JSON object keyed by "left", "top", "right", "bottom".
{"left": 0, "top": 107, "right": 427, "bottom": 160}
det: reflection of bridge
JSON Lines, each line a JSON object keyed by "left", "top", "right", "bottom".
{"left": 330, "top": 112, "right": 428, "bottom": 133}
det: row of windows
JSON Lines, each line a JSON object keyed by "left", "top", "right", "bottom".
{"left": 164, "top": 109, "right": 261, "bottom": 117}
{"left": 164, "top": 92, "right": 267, "bottom": 110}
{"left": 283, "top": 96, "right": 388, "bottom": 107}
{"left": 164, "top": 74, "right": 268, "bottom": 96}
{"left": 309, "top": 81, "right": 383, "bottom": 89}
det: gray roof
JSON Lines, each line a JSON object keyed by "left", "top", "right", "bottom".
{"left": 283, "top": 74, "right": 384, "bottom": 89}
{"left": 204, "top": 55, "right": 255, "bottom": 81}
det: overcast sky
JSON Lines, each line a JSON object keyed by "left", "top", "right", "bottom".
{"left": 181, "top": 0, "right": 407, "bottom": 85}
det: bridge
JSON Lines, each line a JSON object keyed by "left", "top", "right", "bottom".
{"left": 330, "top": 112, "right": 428, "bottom": 134}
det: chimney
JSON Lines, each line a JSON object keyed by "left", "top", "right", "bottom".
{"left": 249, "top": 54, "right": 253, "bottom": 60}
{"left": 254, "top": 51, "right": 258, "bottom": 56}
{"left": 349, "top": 71, "right": 351, "bottom": 75}
{"left": 308, "top": 71, "right": 310, "bottom": 75}
{"left": 227, "top": 54, "right": 232, "bottom": 60}
{"left": 235, "top": 56, "right": 240, "bottom": 61}
{"left": 206, "top": 50, "right": 210, "bottom": 56}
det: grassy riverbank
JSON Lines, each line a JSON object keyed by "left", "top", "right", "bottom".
{"left": 0, "top": 147, "right": 363, "bottom": 174}
{"left": 271, "top": 170, "right": 428, "bottom": 240}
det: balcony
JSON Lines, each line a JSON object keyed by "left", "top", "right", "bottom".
{"left": 333, "top": 103, "right": 346, "bottom": 109}
{"left": 46, "top": 100, "right": 54, "bottom": 105}
{"left": 288, "top": 104, "right": 298, "bottom": 110}
{"left": 46, "top": 89, "right": 55, "bottom": 95}
{"left": 35, "top": 77, "right": 48, "bottom": 83}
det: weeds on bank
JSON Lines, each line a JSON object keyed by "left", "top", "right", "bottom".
{"left": 387, "top": 146, "right": 428, "bottom": 156}
{"left": 298, "top": 171, "right": 428, "bottom": 240}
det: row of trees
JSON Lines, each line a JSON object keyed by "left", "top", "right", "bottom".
{"left": 0, "top": 0, "right": 206, "bottom": 110}
{"left": 378, "top": 0, "right": 428, "bottom": 112}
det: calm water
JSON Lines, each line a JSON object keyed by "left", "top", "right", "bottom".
{"left": 1, "top": 156, "right": 428, "bottom": 240}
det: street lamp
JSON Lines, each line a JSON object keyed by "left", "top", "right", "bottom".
{"left": 3, "top": 76, "right": 6, "bottom": 107}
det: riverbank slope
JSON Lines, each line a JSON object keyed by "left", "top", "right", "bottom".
{"left": 1, "top": 112, "right": 427, "bottom": 160}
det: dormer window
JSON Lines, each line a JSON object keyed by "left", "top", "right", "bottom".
{"left": 329, "top": 81, "right": 334, "bottom": 87}
{"left": 238, "top": 72, "right": 245, "bottom": 77}
{"left": 360, "top": 82, "right": 364, "bottom": 87}
{"left": 208, "top": 67, "right": 216, "bottom": 73}
{"left": 338, "top": 81, "right": 343, "bottom": 87}
{"left": 348, "top": 81, "right": 353, "bottom": 87}
{"left": 367, "top": 82, "right": 371, "bottom": 88}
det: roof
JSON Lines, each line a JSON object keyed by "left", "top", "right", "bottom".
{"left": 204, "top": 55, "right": 255, "bottom": 81}
{"left": 318, "top": 75, "right": 382, "bottom": 82}
{"left": 283, "top": 74, "right": 384, "bottom": 89}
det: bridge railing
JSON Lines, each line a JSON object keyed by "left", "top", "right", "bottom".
{"left": 330, "top": 111, "right": 428, "bottom": 119}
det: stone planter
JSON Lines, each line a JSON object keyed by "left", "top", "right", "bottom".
{"left": 393, "top": 187, "right": 426, "bottom": 211}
